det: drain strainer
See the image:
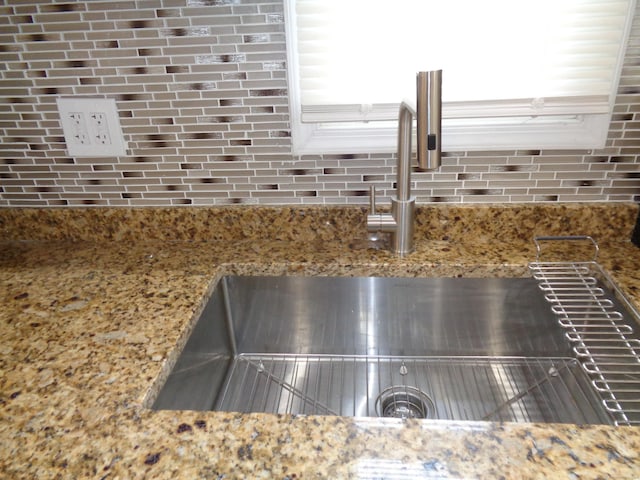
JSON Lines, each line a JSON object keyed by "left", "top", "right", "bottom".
{"left": 375, "top": 386, "right": 435, "bottom": 419}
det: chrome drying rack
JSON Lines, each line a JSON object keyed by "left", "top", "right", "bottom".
{"left": 529, "top": 236, "right": 640, "bottom": 426}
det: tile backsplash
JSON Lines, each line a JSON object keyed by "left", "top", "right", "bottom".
{"left": 1, "top": 0, "right": 639, "bottom": 207}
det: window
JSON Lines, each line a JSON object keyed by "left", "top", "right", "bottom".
{"left": 285, "top": 0, "right": 636, "bottom": 154}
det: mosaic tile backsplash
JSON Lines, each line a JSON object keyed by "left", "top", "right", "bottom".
{"left": 1, "top": 0, "right": 639, "bottom": 207}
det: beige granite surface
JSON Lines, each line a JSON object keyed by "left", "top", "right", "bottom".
{"left": 1, "top": 203, "right": 637, "bottom": 243}
{"left": 1, "top": 204, "right": 640, "bottom": 479}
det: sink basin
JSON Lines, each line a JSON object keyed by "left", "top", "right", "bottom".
{"left": 152, "top": 274, "right": 639, "bottom": 424}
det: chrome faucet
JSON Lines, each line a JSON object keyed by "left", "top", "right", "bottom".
{"left": 367, "top": 70, "right": 442, "bottom": 256}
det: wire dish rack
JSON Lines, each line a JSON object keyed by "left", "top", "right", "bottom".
{"left": 215, "top": 354, "right": 608, "bottom": 423}
{"left": 530, "top": 236, "right": 640, "bottom": 426}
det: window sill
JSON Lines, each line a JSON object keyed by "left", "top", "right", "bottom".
{"left": 291, "top": 114, "right": 611, "bottom": 155}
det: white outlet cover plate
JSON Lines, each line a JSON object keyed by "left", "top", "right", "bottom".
{"left": 56, "top": 97, "right": 127, "bottom": 157}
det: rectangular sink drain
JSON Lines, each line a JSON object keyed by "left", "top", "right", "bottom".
{"left": 215, "top": 354, "right": 609, "bottom": 423}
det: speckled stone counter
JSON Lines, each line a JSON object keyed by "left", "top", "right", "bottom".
{"left": 1, "top": 204, "right": 639, "bottom": 479}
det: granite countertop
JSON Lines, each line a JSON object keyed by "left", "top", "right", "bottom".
{"left": 1, "top": 204, "right": 639, "bottom": 479}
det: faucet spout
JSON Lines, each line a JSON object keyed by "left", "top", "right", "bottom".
{"left": 367, "top": 70, "right": 442, "bottom": 256}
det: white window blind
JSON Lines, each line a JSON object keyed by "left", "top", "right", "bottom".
{"left": 285, "top": 0, "right": 636, "bottom": 154}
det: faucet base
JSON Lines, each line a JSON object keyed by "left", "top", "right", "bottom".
{"left": 365, "top": 196, "right": 415, "bottom": 256}
{"left": 391, "top": 197, "right": 415, "bottom": 256}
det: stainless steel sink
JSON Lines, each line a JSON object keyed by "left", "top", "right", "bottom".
{"left": 152, "top": 274, "right": 640, "bottom": 425}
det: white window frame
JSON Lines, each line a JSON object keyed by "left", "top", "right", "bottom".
{"left": 284, "top": 1, "right": 636, "bottom": 155}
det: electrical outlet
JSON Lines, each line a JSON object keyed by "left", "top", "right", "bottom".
{"left": 56, "top": 98, "right": 127, "bottom": 157}
{"left": 67, "top": 112, "right": 90, "bottom": 145}
{"left": 89, "top": 112, "right": 112, "bottom": 145}
{"left": 94, "top": 132, "right": 111, "bottom": 145}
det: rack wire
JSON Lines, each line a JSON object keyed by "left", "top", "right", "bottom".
{"left": 530, "top": 236, "right": 640, "bottom": 426}
{"left": 215, "top": 354, "right": 608, "bottom": 423}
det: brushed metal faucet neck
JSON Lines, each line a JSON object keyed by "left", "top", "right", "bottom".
{"left": 366, "top": 70, "right": 442, "bottom": 256}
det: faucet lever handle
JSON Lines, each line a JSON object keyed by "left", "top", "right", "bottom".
{"left": 369, "top": 185, "right": 377, "bottom": 214}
